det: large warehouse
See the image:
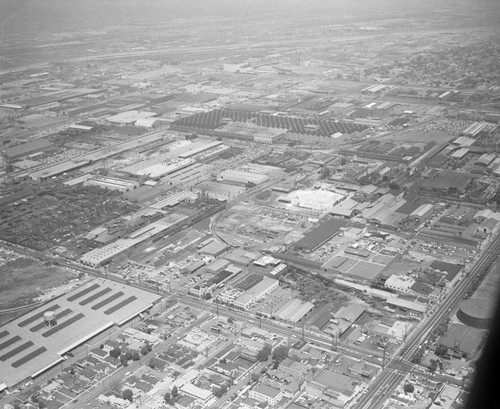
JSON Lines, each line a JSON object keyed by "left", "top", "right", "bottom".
{"left": 458, "top": 256, "right": 500, "bottom": 329}
{"left": 0, "top": 278, "right": 162, "bottom": 388}
{"left": 217, "top": 170, "right": 269, "bottom": 185}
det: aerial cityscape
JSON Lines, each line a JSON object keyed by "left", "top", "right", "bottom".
{"left": 0, "top": 1, "right": 499, "bottom": 408}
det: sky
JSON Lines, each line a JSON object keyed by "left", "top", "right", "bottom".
{"left": 0, "top": 0, "right": 499, "bottom": 38}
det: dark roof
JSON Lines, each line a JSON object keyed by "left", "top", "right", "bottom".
{"left": 306, "top": 304, "right": 332, "bottom": 330}
{"left": 439, "top": 323, "right": 484, "bottom": 354}
{"left": 410, "top": 280, "right": 434, "bottom": 296}
{"left": 4, "top": 138, "right": 52, "bottom": 158}
{"left": 419, "top": 169, "right": 472, "bottom": 191}
{"left": 418, "top": 271, "right": 444, "bottom": 285}
{"left": 294, "top": 218, "right": 348, "bottom": 251}
{"left": 429, "top": 260, "right": 462, "bottom": 281}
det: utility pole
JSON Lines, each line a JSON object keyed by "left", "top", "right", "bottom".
{"left": 216, "top": 297, "right": 219, "bottom": 317}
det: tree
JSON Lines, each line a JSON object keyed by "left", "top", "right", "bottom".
{"left": 109, "top": 347, "right": 121, "bottom": 358}
{"left": 404, "top": 383, "right": 415, "bottom": 393}
{"left": 120, "top": 354, "right": 129, "bottom": 367}
{"left": 171, "top": 385, "right": 178, "bottom": 399}
{"left": 124, "top": 351, "right": 133, "bottom": 361}
{"left": 256, "top": 344, "right": 272, "bottom": 362}
{"left": 250, "top": 372, "right": 260, "bottom": 383}
{"left": 214, "top": 385, "right": 228, "bottom": 398}
{"left": 320, "top": 166, "right": 331, "bottom": 180}
{"left": 435, "top": 345, "right": 448, "bottom": 357}
{"left": 429, "top": 359, "right": 438, "bottom": 373}
{"left": 122, "top": 389, "right": 133, "bottom": 402}
{"left": 164, "top": 392, "right": 171, "bottom": 403}
{"left": 132, "top": 352, "right": 140, "bottom": 361}
{"left": 141, "top": 345, "right": 149, "bottom": 356}
{"left": 272, "top": 346, "right": 289, "bottom": 364}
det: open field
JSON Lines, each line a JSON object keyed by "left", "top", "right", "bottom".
{"left": 0, "top": 257, "right": 76, "bottom": 310}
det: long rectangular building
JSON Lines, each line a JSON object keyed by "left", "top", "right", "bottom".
{"left": 217, "top": 170, "right": 269, "bottom": 185}
{"left": 233, "top": 277, "right": 279, "bottom": 310}
{"left": 80, "top": 213, "right": 187, "bottom": 267}
{"left": 0, "top": 278, "right": 161, "bottom": 388}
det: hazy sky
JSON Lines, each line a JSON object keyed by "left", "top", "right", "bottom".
{"left": 0, "top": 0, "right": 499, "bottom": 39}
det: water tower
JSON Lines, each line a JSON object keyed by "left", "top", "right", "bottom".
{"left": 44, "top": 311, "right": 57, "bottom": 327}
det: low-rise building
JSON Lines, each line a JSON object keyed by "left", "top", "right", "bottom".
{"left": 384, "top": 274, "right": 416, "bottom": 294}
{"left": 217, "top": 169, "right": 269, "bottom": 185}
{"left": 233, "top": 277, "right": 279, "bottom": 310}
{"left": 438, "top": 323, "right": 485, "bottom": 359}
{"left": 250, "top": 383, "right": 283, "bottom": 406}
{"left": 279, "top": 357, "right": 309, "bottom": 378}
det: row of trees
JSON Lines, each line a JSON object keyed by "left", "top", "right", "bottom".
{"left": 109, "top": 343, "right": 153, "bottom": 367}
{"left": 257, "top": 344, "right": 290, "bottom": 367}
{"left": 164, "top": 385, "right": 179, "bottom": 404}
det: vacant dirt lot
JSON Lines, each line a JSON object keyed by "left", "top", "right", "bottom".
{"left": 0, "top": 257, "right": 76, "bottom": 311}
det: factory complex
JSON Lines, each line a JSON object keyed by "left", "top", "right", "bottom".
{"left": 0, "top": 278, "right": 162, "bottom": 388}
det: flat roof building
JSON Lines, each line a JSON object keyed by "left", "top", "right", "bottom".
{"left": 80, "top": 214, "right": 187, "bottom": 267}
{"left": 194, "top": 181, "right": 246, "bottom": 201}
{"left": 0, "top": 278, "right": 161, "bottom": 388}
{"left": 438, "top": 323, "right": 485, "bottom": 359}
{"left": 250, "top": 383, "right": 283, "bottom": 406}
{"left": 217, "top": 170, "right": 269, "bottom": 186}
{"left": 4, "top": 138, "right": 53, "bottom": 160}
{"left": 234, "top": 277, "right": 279, "bottom": 310}
{"left": 275, "top": 299, "right": 315, "bottom": 323}
{"left": 84, "top": 175, "right": 139, "bottom": 192}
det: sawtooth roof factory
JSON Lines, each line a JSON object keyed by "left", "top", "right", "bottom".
{"left": 0, "top": 278, "right": 162, "bottom": 388}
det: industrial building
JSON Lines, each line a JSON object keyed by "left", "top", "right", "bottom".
{"left": 0, "top": 278, "right": 162, "bottom": 388}
{"left": 386, "top": 297, "right": 427, "bottom": 316}
{"left": 233, "top": 277, "right": 279, "bottom": 310}
{"left": 461, "top": 121, "right": 490, "bottom": 137}
{"left": 475, "top": 153, "right": 496, "bottom": 167}
{"left": 84, "top": 175, "right": 139, "bottom": 192}
{"left": 217, "top": 170, "right": 269, "bottom": 185}
{"left": 294, "top": 218, "right": 348, "bottom": 252}
{"left": 306, "top": 369, "right": 361, "bottom": 407}
{"left": 458, "top": 257, "right": 500, "bottom": 329}
{"left": 160, "top": 163, "right": 210, "bottom": 188}
{"left": 193, "top": 181, "right": 246, "bottom": 201}
{"left": 80, "top": 213, "right": 187, "bottom": 267}
{"left": 29, "top": 132, "right": 165, "bottom": 181}
{"left": 384, "top": 275, "right": 416, "bottom": 294}
{"left": 132, "top": 159, "right": 194, "bottom": 179}
{"left": 437, "top": 324, "right": 485, "bottom": 359}
{"left": 249, "top": 383, "right": 283, "bottom": 406}
{"left": 274, "top": 298, "right": 315, "bottom": 323}
{"left": 149, "top": 190, "right": 197, "bottom": 209}
{"left": 106, "top": 110, "right": 157, "bottom": 125}
{"left": 3, "top": 138, "right": 53, "bottom": 160}
{"left": 410, "top": 203, "right": 434, "bottom": 222}
{"left": 198, "top": 240, "right": 229, "bottom": 257}
{"left": 177, "top": 140, "right": 224, "bottom": 159}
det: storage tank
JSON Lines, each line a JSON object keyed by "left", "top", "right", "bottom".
{"left": 44, "top": 311, "right": 57, "bottom": 327}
